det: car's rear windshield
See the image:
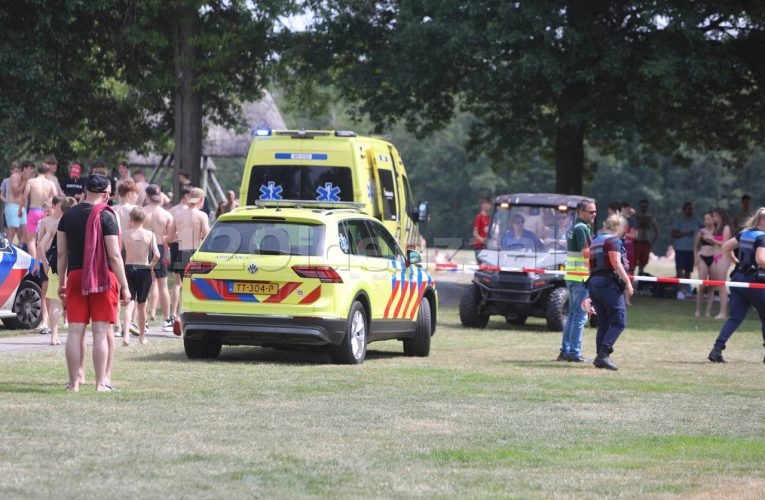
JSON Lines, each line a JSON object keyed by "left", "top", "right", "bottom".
{"left": 200, "top": 221, "right": 325, "bottom": 256}
{"left": 246, "top": 165, "right": 353, "bottom": 204}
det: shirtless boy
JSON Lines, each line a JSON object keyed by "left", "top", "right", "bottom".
{"left": 3, "top": 163, "right": 23, "bottom": 246}
{"left": 143, "top": 184, "right": 174, "bottom": 330}
{"left": 114, "top": 179, "right": 140, "bottom": 231}
{"left": 6, "top": 161, "right": 33, "bottom": 246}
{"left": 121, "top": 207, "right": 160, "bottom": 346}
{"left": 36, "top": 195, "right": 76, "bottom": 345}
{"left": 23, "top": 162, "right": 58, "bottom": 258}
{"left": 168, "top": 187, "right": 209, "bottom": 319}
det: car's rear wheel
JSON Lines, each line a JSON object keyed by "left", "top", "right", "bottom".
{"left": 459, "top": 284, "right": 488, "bottom": 328}
{"left": 184, "top": 336, "right": 222, "bottom": 359}
{"left": 2, "top": 280, "right": 43, "bottom": 330}
{"left": 331, "top": 301, "right": 367, "bottom": 364}
{"left": 404, "top": 298, "right": 431, "bottom": 357}
{"left": 546, "top": 286, "right": 568, "bottom": 331}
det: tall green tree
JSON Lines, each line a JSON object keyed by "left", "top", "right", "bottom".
{"left": 291, "top": 1, "right": 765, "bottom": 194}
{"left": 112, "top": 0, "right": 301, "bottom": 195}
{"left": 0, "top": 1, "right": 300, "bottom": 193}
{"left": 0, "top": 1, "right": 154, "bottom": 163}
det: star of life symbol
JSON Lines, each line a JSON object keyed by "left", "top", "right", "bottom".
{"left": 259, "top": 181, "right": 283, "bottom": 200}
{"left": 316, "top": 182, "right": 341, "bottom": 202}
{"left": 339, "top": 234, "right": 350, "bottom": 254}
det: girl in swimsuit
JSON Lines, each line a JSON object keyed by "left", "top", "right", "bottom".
{"left": 694, "top": 212, "right": 717, "bottom": 317}
{"left": 709, "top": 208, "right": 733, "bottom": 319}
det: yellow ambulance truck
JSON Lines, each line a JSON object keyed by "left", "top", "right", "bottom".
{"left": 239, "top": 129, "right": 429, "bottom": 250}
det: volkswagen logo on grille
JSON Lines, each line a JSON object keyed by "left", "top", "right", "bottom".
{"left": 247, "top": 263, "right": 259, "bottom": 274}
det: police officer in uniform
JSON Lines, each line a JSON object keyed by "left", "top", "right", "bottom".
{"left": 587, "top": 215, "right": 634, "bottom": 370}
{"left": 558, "top": 198, "right": 597, "bottom": 362}
{"left": 708, "top": 207, "right": 765, "bottom": 363}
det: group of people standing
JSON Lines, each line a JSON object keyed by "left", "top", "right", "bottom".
{"left": 567, "top": 196, "right": 765, "bottom": 368}
{"left": 472, "top": 193, "right": 765, "bottom": 370}
{"left": 559, "top": 199, "right": 633, "bottom": 371}
{"left": 1, "top": 156, "right": 225, "bottom": 391}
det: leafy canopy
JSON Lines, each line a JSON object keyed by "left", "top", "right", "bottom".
{"left": 289, "top": 1, "right": 765, "bottom": 193}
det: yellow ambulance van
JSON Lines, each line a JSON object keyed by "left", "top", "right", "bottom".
{"left": 239, "top": 129, "right": 429, "bottom": 250}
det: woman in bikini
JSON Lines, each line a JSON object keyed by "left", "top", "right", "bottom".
{"left": 709, "top": 208, "right": 733, "bottom": 319}
{"left": 694, "top": 211, "right": 717, "bottom": 317}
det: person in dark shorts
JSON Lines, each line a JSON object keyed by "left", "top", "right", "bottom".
{"left": 121, "top": 207, "right": 160, "bottom": 346}
{"left": 168, "top": 184, "right": 193, "bottom": 320}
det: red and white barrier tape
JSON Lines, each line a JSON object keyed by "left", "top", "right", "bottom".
{"left": 429, "top": 262, "right": 765, "bottom": 289}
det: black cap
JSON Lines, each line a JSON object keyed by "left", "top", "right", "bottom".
{"left": 85, "top": 174, "right": 110, "bottom": 193}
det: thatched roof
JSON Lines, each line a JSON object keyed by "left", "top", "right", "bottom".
{"left": 128, "top": 90, "right": 286, "bottom": 166}
{"left": 204, "top": 91, "right": 286, "bottom": 157}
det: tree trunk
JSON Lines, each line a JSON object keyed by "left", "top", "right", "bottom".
{"left": 554, "top": 123, "right": 585, "bottom": 195}
{"left": 173, "top": 6, "right": 203, "bottom": 201}
{"left": 554, "top": 78, "right": 586, "bottom": 195}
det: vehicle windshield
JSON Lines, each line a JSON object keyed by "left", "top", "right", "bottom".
{"left": 200, "top": 221, "right": 325, "bottom": 256}
{"left": 486, "top": 204, "right": 573, "bottom": 253}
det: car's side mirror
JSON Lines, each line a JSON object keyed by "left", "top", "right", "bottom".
{"left": 407, "top": 250, "right": 422, "bottom": 266}
{"left": 413, "top": 200, "right": 429, "bottom": 223}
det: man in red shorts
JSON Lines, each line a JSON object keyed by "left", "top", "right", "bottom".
{"left": 57, "top": 174, "right": 130, "bottom": 392}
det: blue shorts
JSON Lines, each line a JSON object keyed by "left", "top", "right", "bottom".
{"left": 3, "top": 203, "right": 26, "bottom": 228}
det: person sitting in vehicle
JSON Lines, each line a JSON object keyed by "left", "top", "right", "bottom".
{"left": 544, "top": 212, "right": 572, "bottom": 250}
{"left": 502, "top": 214, "right": 545, "bottom": 251}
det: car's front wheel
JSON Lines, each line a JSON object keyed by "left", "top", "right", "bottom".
{"left": 331, "top": 301, "right": 367, "bottom": 364}
{"left": 2, "top": 280, "right": 43, "bottom": 330}
{"left": 184, "top": 336, "right": 222, "bottom": 359}
{"left": 404, "top": 298, "right": 432, "bottom": 357}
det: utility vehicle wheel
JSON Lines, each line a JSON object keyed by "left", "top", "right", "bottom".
{"left": 404, "top": 299, "right": 431, "bottom": 357}
{"left": 2, "top": 280, "right": 43, "bottom": 330}
{"left": 331, "top": 301, "right": 367, "bottom": 364}
{"left": 459, "top": 284, "right": 489, "bottom": 328}
{"left": 184, "top": 337, "right": 222, "bottom": 359}
{"left": 545, "top": 287, "right": 568, "bottom": 331}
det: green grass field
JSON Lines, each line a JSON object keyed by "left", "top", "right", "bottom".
{"left": 0, "top": 297, "right": 763, "bottom": 499}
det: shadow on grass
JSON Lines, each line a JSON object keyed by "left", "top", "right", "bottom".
{"left": 135, "top": 345, "right": 406, "bottom": 365}
{"left": 0, "top": 383, "right": 61, "bottom": 394}
{"left": 501, "top": 358, "right": 595, "bottom": 369}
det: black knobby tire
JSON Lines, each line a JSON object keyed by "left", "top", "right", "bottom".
{"left": 184, "top": 337, "right": 222, "bottom": 359}
{"left": 404, "top": 298, "right": 432, "bottom": 357}
{"left": 459, "top": 284, "right": 489, "bottom": 328}
{"left": 3, "top": 280, "right": 43, "bottom": 330}
{"left": 331, "top": 301, "right": 368, "bottom": 364}
{"left": 545, "top": 286, "right": 569, "bottom": 331}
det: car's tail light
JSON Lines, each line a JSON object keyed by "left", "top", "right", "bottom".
{"left": 291, "top": 265, "right": 343, "bottom": 283}
{"left": 184, "top": 261, "right": 216, "bottom": 277}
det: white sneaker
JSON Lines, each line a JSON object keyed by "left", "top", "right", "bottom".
{"left": 162, "top": 319, "right": 174, "bottom": 332}
{"left": 129, "top": 322, "right": 141, "bottom": 336}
